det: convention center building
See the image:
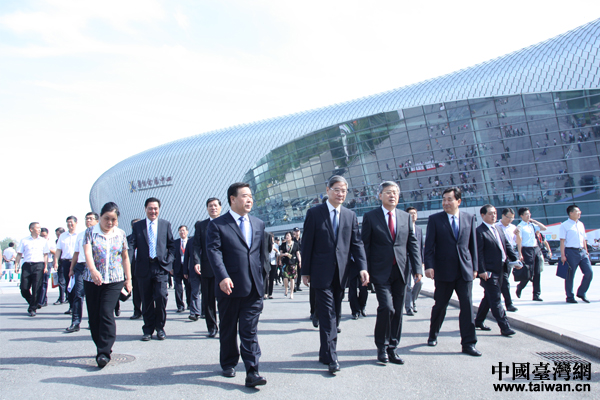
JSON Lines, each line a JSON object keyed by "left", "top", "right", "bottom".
{"left": 90, "top": 19, "right": 600, "bottom": 235}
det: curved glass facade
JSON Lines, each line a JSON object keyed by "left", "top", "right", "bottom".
{"left": 89, "top": 19, "right": 600, "bottom": 235}
{"left": 246, "top": 90, "right": 600, "bottom": 229}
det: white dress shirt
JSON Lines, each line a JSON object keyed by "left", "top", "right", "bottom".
{"left": 484, "top": 221, "right": 506, "bottom": 262}
{"left": 230, "top": 210, "right": 252, "bottom": 246}
{"left": 56, "top": 231, "right": 78, "bottom": 259}
{"left": 382, "top": 206, "right": 397, "bottom": 236}
{"left": 446, "top": 211, "right": 459, "bottom": 231}
{"left": 559, "top": 219, "right": 587, "bottom": 248}
{"left": 146, "top": 218, "right": 158, "bottom": 256}
{"left": 496, "top": 221, "right": 517, "bottom": 247}
{"left": 75, "top": 231, "right": 87, "bottom": 263}
{"left": 17, "top": 236, "right": 50, "bottom": 263}
{"left": 326, "top": 201, "right": 341, "bottom": 232}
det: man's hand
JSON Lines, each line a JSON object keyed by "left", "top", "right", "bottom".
{"left": 414, "top": 273, "right": 423, "bottom": 283}
{"left": 519, "top": 254, "right": 524, "bottom": 262}
{"left": 360, "top": 270, "right": 369, "bottom": 286}
{"left": 561, "top": 254, "right": 567, "bottom": 263}
{"left": 302, "top": 275, "right": 310, "bottom": 287}
{"left": 473, "top": 271, "right": 478, "bottom": 279}
{"left": 53, "top": 262, "right": 58, "bottom": 271}
{"left": 479, "top": 272, "right": 489, "bottom": 280}
{"left": 219, "top": 278, "right": 234, "bottom": 295}
{"left": 124, "top": 279, "right": 133, "bottom": 293}
{"left": 183, "top": 274, "right": 188, "bottom": 280}
{"left": 69, "top": 269, "right": 74, "bottom": 278}
{"left": 194, "top": 264, "right": 201, "bottom": 275}
{"left": 425, "top": 268, "right": 434, "bottom": 279}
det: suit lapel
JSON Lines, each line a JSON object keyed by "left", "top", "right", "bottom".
{"left": 320, "top": 203, "right": 335, "bottom": 241}
{"left": 225, "top": 213, "right": 248, "bottom": 248}
{"left": 441, "top": 213, "right": 456, "bottom": 241}
{"left": 249, "top": 216, "right": 260, "bottom": 251}
{"left": 377, "top": 209, "right": 393, "bottom": 242}
{"left": 143, "top": 220, "right": 150, "bottom": 245}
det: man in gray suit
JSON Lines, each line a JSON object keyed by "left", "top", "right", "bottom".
{"left": 404, "top": 207, "right": 424, "bottom": 316}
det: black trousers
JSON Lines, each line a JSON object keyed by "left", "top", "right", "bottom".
{"left": 475, "top": 271, "right": 510, "bottom": 331}
{"left": 36, "top": 270, "right": 50, "bottom": 306}
{"left": 267, "top": 264, "right": 278, "bottom": 296}
{"left": 57, "top": 258, "right": 72, "bottom": 303}
{"left": 188, "top": 272, "right": 201, "bottom": 317}
{"left": 373, "top": 266, "right": 405, "bottom": 350}
{"left": 429, "top": 278, "right": 477, "bottom": 346}
{"left": 218, "top": 286, "right": 263, "bottom": 373}
{"left": 71, "top": 263, "right": 86, "bottom": 325}
{"left": 20, "top": 262, "right": 44, "bottom": 312}
{"left": 348, "top": 274, "right": 368, "bottom": 315}
{"left": 309, "top": 285, "right": 317, "bottom": 316}
{"left": 173, "top": 272, "right": 191, "bottom": 310}
{"left": 131, "top": 271, "right": 142, "bottom": 316}
{"left": 315, "top": 273, "right": 344, "bottom": 363}
{"left": 516, "top": 246, "right": 543, "bottom": 298}
{"left": 84, "top": 280, "right": 123, "bottom": 358}
{"left": 202, "top": 275, "right": 217, "bottom": 332}
{"left": 138, "top": 263, "right": 169, "bottom": 335}
{"left": 501, "top": 269, "right": 513, "bottom": 307}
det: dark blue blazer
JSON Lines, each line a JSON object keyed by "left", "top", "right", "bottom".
{"left": 173, "top": 237, "right": 190, "bottom": 276}
{"left": 362, "top": 208, "right": 422, "bottom": 285}
{"left": 424, "top": 211, "right": 478, "bottom": 282}
{"left": 206, "top": 212, "right": 264, "bottom": 298}
{"left": 301, "top": 202, "right": 367, "bottom": 289}
{"left": 130, "top": 218, "right": 175, "bottom": 278}
{"left": 193, "top": 218, "right": 214, "bottom": 278}
{"left": 476, "top": 223, "right": 518, "bottom": 275}
{"left": 182, "top": 236, "right": 194, "bottom": 276}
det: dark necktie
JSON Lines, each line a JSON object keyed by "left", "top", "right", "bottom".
{"left": 452, "top": 216, "right": 459, "bottom": 240}
{"left": 388, "top": 212, "right": 396, "bottom": 242}
{"left": 332, "top": 209, "right": 338, "bottom": 241}
{"left": 239, "top": 217, "right": 250, "bottom": 246}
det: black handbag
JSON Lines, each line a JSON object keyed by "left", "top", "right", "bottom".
{"left": 556, "top": 259, "right": 571, "bottom": 279}
{"left": 512, "top": 263, "right": 533, "bottom": 282}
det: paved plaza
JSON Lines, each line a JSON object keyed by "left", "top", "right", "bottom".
{"left": 1, "top": 268, "right": 599, "bottom": 400}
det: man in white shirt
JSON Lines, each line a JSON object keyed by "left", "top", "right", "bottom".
{"left": 36, "top": 228, "right": 57, "bottom": 308}
{"left": 54, "top": 216, "right": 79, "bottom": 308}
{"left": 14, "top": 222, "right": 50, "bottom": 316}
{"left": 495, "top": 208, "right": 519, "bottom": 312}
{"left": 2, "top": 242, "right": 16, "bottom": 281}
{"left": 559, "top": 205, "right": 593, "bottom": 303}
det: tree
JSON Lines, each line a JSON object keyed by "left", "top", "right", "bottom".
{"left": 1, "top": 237, "right": 18, "bottom": 252}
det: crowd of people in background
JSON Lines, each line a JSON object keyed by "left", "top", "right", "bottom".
{"left": 2, "top": 178, "right": 595, "bottom": 387}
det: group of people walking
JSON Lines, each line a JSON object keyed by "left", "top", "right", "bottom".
{"left": 9, "top": 176, "right": 595, "bottom": 388}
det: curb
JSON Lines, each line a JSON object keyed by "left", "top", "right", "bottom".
{"left": 420, "top": 288, "right": 600, "bottom": 360}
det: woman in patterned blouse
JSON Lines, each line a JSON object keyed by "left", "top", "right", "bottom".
{"left": 83, "top": 202, "right": 132, "bottom": 368}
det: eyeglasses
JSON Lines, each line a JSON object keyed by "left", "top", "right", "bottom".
{"left": 330, "top": 188, "right": 347, "bottom": 195}
{"left": 382, "top": 191, "right": 399, "bottom": 195}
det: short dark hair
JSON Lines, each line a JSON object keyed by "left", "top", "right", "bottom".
{"left": 405, "top": 206, "right": 417, "bottom": 213}
{"left": 206, "top": 197, "right": 221, "bottom": 207}
{"left": 29, "top": 222, "right": 39, "bottom": 230}
{"left": 40, "top": 228, "right": 48, "bottom": 234}
{"left": 227, "top": 182, "right": 250, "bottom": 206}
{"left": 502, "top": 208, "right": 515, "bottom": 217}
{"left": 480, "top": 204, "right": 495, "bottom": 215}
{"left": 131, "top": 218, "right": 141, "bottom": 228}
{"left": 442, "top": 187, "right": 462, "bottom": 201}
{"left": 566, "top": 204, "right": 579, "bottom": 215}
{"left": 8, "top": 242, "right": 14, "bottom": 247}
{"left": 86, "top": 212, "right": 99, "bottom": 221}
{"left": 100, "top": 202, "right": 120, "bottom": 217}
{"left": 321, "top": 195, "right": 329, "bottom": 204}
{"left": 55, "top": 227, "right": 65, "bottom": 235}
{"left": 518, "top": 207, "right": 530, "bottom": 217}
{"left": 66, "top": 216, "right": 77, "bottom": 223}
{"left": 284, "top": 231, "right": 293, "bottom": 238}
{"left": 145, "top": 197, "right": 161, "bottom": 208}
{"left": 178, "top": 225, "right": 188, "bottom": 231}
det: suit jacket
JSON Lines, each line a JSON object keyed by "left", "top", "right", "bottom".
{"left": 206, "top": 212, "right": 264, "bottom": 298}
{"left": 424, "top": 211, "right": 478, "bottom": 282}
{"left": 193, "top": 218, "right": 214, "bottom": 278}
{"left": 301, "top": 202, "right": 367, "bottom": 289}
{"left": 476, "top": 223, "right": 518, "bottom": 275}
{"left": 173, "top": 237, "right": 191, "bottom": 276}
{"left": 127, "top": 233, "right": 137, "bottom": 278}
{"left": 130, "top": 218, "right": 176, "bottom": 279}
{"left": 409, "top": 225, "right": 424, "bottom": 271}
{"left": 262, "top": 231, "right": 273, "bottom": 276}
{"left": 362, "top": 208, "right": 422, "bottom": 285}
{"left": 182, "top": 236, "right": 194, "bottom": 276}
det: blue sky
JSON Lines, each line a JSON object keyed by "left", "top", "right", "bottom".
{"left": 1, "top": 0, "right": 599, "bottom": 240}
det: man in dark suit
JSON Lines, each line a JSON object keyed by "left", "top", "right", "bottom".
{"left": 404, "top": 207, "right": 424, "bottom": 316}
{"left": 425, "top": 187, "right": 481, "bottom": 356}
{"left": 128, "top": 219, "right": 143, "bottom": 319}
{"left": 301, "top": 175, "right": 368, "bottom": 374}
{"left": 474, "top": 205, "right": 518, "bottom": 336}
{"left": 172, "top": 225, "right": 191, "bottom": 313}
{"left": 207, "top": 183, "right": 266, "bottom": 388}
{"left": 362, "top": 181, "right": 421, "bottom": 365}
{"left": 130, "top": 197, "right": 175, "bottom": 341}
{"left": 192, "top": 197, "right": 222, "bottom": 336}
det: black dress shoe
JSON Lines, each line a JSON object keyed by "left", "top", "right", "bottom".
{"left": 406, "top": 309, "right": 414, "bottom": 316}
{"left": 337, "top": 327, "right": 341, "bottom": 334}
{"left": 64, "top": 309, "right": 72, "bottom": 315}
{"left": 176, "top": 307, "right": 185, "bottom": 313}
{"left": 506, "top": 305, "right": 518, "bottom": 312}
{"left": 311, "top": 314, "right": 319, "bottom": 328}
{"left": 377, "top": 348, "right": 389, "bottom": 363}
{"left": 532, "top": 296, "right": 543, "bottom": 301}
{"left": 577, "top": 295, "right": 590, "bottom": 303}
{"left": 115, "top": 309, "right": 121, "bottom": 317}
{"left": 157, "top": 330, "right": 166, "bottom": 340}
{"left": 566, "top": 298, "right": 578, "bottom": 304}
{"left": 360, "top": 309, "right": 367, "bottom": 317}
{"left": 296, "top": 287, "right": 302, "bottom": 292}
{"left": 412, "top": 305, "right": 418, "bottom": 313}
{"left": 96, "top": 354, "right": 110, "bottom": 368}
{"left": 200, "top": 314, "right": 205, "bottom": 319}
{"left": 130, "top": 313, "right": 142, "bottom": 320}
{"left": 352, "top": 313, "right": 359, "bottom": 320}
{"left": 65, "top": 324, "right": 80, "bottom": 333}
{"left": 37, "top": 304, "right": 42, "bottom": 309}
{"left": 141, "top": 334, "right": 152, "bottom": 341}
{"left": 427, "top": 339, "right": 437, "bottom": 347}
{"left": 28, "top": 310, "right": 36, "bottom": 317}
{"left": 208, "top": 328, "right": 218, "bottom": 338}
{"left": 515, "top": 287, "right": 522, "bottom": 298}
{"left": 222, "top": 368, "right": 236, "bottom": 378}
{"left": 462, "top": 344, "right": 482, "bottom": 357}
{"left": 328, "top": 361, "right": 340, "bottom": 374}
{"left": 189, "top": 314, "right": 199, "bottom": 321}
{"left": 475, "top": 323, "right": 492, "bottom": 331}
{"left": 53, "top": 300, "right": 63, "bottom": 305}
{"left": 387, "top": 350, "right": 405, "bottom": 365}
{"left": 501, "top": 328, "right": 516, "bottom": 336}
{"left": 245, "top": 372, "right": 267, "bottom": 387}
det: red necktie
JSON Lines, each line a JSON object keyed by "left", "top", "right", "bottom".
{"left": 388, "top": 212, "right": 396, "bottom": 241}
